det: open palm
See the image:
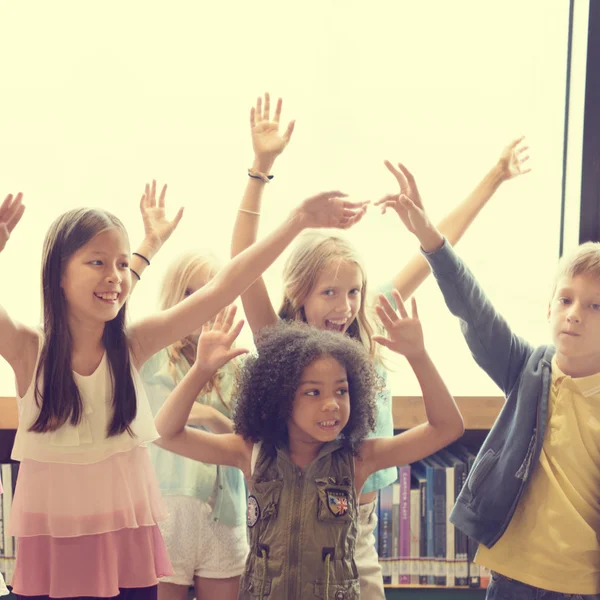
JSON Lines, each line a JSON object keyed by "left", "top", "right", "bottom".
{"left": 372, "top": 290, "right": 425, "bottom": 358}
{"left": 0, "top": 193, "right": 25, "bottom": 253}
{"left": 251, "top": 93, "right": 295, "bottom": 159}
{"left": 139, "top": 180, "right": 184, "bottom": 252}
{"left": 196, "top": 306, "right": 248, "bottom": 373}
{"left": 497, "top": 136, "right": 531, "bottom": 180}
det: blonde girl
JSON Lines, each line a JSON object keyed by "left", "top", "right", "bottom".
{"left": 141, "top": 251, "right": 248, "bottom": 600}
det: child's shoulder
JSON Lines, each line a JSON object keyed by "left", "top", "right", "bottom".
{"left": 138, "top": 347, "right": 170, "bottom": 377}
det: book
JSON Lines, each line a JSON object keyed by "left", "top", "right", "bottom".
{"left": 1, "top": 465, "right": 13, "bottom": 558}
{"left": 411, "top": 462, "right": 431, "bottom": 585}
{"left": 480, "top": 565, "right": 491, "bottom": 589}
{"left": 378, "top": 484, "right": 394, "bottom": 584}
{"left": 391, "top": 483, "right": 400, "bottom": 584}
{"left": 450, "top": 444, "right": 480, "bottom": 588}
{"left": 422, "top": 456, "right": 447, "bottom": 586}
{"left": 437, "top": 447, "right": 469, "bottom": 586}
{"left": 409, "top": 487, "right": 421, "bottom": 585}
{"left": 398, "top": 465, "right": 411, "bottom": 584}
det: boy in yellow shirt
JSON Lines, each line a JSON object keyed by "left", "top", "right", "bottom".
{"left": 379, "top": 160, "right": 600, "bottom": 599}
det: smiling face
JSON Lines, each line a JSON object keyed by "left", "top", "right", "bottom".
{"left": 548, "top": 274, "right": 600, "bottom": 376}
{"left": 288, "top": 355, "right": 351, "bottom": 446}
{"left": 302, "top": 260, "right": 364, "bottom": 334}
{"left": 61, "top": 227, "right": 132, "bottom": 326}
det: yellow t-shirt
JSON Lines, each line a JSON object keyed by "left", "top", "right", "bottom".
{"left": 476, "top": 357, "right": 600, "bottom": 594}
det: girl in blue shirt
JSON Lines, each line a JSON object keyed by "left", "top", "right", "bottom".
{"left": 141, "top": 251, "right": 247, "bottom": 600}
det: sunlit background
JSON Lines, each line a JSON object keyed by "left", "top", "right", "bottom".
{"left": 0, "top": 1, "right": 579, "bottom": 396}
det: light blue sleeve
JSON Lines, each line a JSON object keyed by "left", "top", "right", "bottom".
{"left": 362, "top": 362, "right": 398, "bottom": 494}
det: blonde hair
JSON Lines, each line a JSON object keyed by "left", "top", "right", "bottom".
{"left": 553, "top": 241, "right": 600, "bottom": 295}
{"left": 278, "top": 231, "right": 380, "bottom": 359}
{"left": 160, "top": 251, "right": 230, "bottom": 408}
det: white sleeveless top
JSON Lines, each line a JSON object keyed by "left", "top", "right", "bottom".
{"left": 12, "top": 337, "right": 159, "bottom": 465}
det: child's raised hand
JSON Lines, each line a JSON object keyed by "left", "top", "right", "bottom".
{"left": 378, "top": 160, "right": 425, "bottom": 215}
{"left": 251, "top": 93, "right": 295, "bottom": 164}
{"left": 375, "top": 162, "right": 439, "bottom": 242}
{"left": 497, "top": 136, "right": 531, "bottom": 180}
{"left": 295, "top": 191, "right": 368, "bottom": 230}
{"left": 139, "top": 180, "right": 184, "bottom": 254}
{"left": 372, "top": 290, "right": 425, "bottom": 359}
{"left": 195, "top": 305, "right": 249, "bottom": 374}
{"left": 0, "top": 193, "right": 25, "bottom": 253}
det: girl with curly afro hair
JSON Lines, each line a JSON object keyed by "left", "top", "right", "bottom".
{"left": 155, "top": 292, "right": 463, "bottom": 599}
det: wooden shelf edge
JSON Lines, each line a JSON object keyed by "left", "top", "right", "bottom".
{"left": 0, "top": 395, "right": 504, "bottom": 432}
{"left": 392, "top": 396, "right": 503, "bottom": 430}
{"left": 0, "top": 397, "right": 18, "bottom": 430}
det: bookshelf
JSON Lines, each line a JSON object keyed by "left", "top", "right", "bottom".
{"left": 0, "top": 398, "right": 18, "bottom": 593}
{"left": 0, "top": 399, "right": 17, "bottom": 431}
{"left": 0, "top": 396, "right": 501, "bottom": 598}
{"left": 0, "top": 398, "right": 17, "bottom": 465}
{"left": 383, "top": 396, "right": 503, "bottom": 599}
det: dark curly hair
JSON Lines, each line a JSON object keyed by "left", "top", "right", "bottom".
{"left": 233, "top": 321, "right": 382, "bottom": 456}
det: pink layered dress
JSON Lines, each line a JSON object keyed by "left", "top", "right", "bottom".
{"left": 8, "top": 348, "right": 172, "bottom": 597}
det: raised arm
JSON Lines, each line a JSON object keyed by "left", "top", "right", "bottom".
{"left": 230, "top": 93, "right": 295, "bottom": 334}
{"left": 154, "top": 307, "right": 251, "bottom": 472}
{"left": 385, "top": 169, "right": 533, "bottom": 394}
{"left": 130, "top": 186, "right": 367, "bottom": 367}
{"left": 0, "top": 193, "right": 40, "bottom": 393}
{"left": 186, "top": 404, "right": 234, "bottom": 434}
{"left": 356, "top": 291, "right": 464, "bottom": 491}
{"left": 129, "top": 180, "right": 184, "bottom": 291}
{"left": 377, "top": 137, "right": 530, "bottom": 299}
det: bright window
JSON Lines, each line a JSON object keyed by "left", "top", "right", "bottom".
{"left": 0, "top": 1, "right": 572, "bottom": 396}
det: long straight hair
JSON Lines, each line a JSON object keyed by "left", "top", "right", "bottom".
{"left": 30, "top": 208, "right": 137, "bottom": 437}
{"left": 278, "top": 231, "right": 380, "bottom": 360}
{"left": 159, "top": 251, "right": 231, "bottom": 408}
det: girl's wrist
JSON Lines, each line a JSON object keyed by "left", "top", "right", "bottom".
{"left": 490, "top": 161, "right": 509, "bottom": 186}
{"left": 252, "top": 156, "right": 276, "bottom": 174}
{"left": 189, "top": 362, "right": 213, "bottom": 381}
{"left": 286, "top": 206, "right": 309, "bottom": 234}
{"left": 406, "top": 349, "right": 430, "bottom": 366}
{"left": 417, "top": 225, "right": 444, "bottom": 253}
{"left": 137, "top": 237, "right": 161, "bottom": 261}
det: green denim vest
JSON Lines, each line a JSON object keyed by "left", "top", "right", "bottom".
{"left": 239, "top": 440, "right": 360, "bottom": 600}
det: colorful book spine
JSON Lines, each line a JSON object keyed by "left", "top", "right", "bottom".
{"left": 1, "top": 465, "right": 13, "bottom": 558}
{"left": 411, "top": 461, "right": 432, "bottom": 585}
{"left": 398, "top": 465, "right": 411, "bottom": 584}
{"left": 409, "top": 487, "right": 420, "bottom": 585}
{"left": 423, "top": 456, "right": 446, "bottom": 586}
{"left": 378, "top": 484, "right": 394, "bottom": 584}
{"left": 480, "top": 565, "right": 491, "bottom": 589}
{"left": 443, "top": 457, "right": 455, "bottom": 587}
{"left": 391, "top": 483, "right": 400, "bottom": 584}
{"left": 450, "top": 444, "right": 480, "bottom": 588}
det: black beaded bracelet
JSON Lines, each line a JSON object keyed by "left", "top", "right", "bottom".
{"left": 132, "top": 252, "right": 150, "bottom": 266}
{"left": 130, "top": 268, "right": 141, "bottom": 281}
{"left": 248, "top": 173, "right": 274, "bottom": 181}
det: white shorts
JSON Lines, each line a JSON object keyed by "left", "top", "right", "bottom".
{"left": 159, "top": 495, "right": 249, "bottom": 585}
{"left": 355, "top": 499, "right": 385, "bottom": 600}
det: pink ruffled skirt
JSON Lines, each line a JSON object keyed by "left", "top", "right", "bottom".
{"left": 9, "top": 446, "right": 173, "bottom": 597}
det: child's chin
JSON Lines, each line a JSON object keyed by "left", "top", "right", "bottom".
{"left": 314, "top": 429, "right": 341, "bottom": 442}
